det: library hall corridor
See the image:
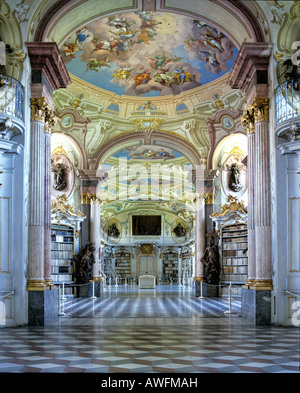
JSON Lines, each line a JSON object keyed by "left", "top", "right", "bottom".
{"left": 0, "top": 285, "right": 299, "bottom": 374}
{"left": 1, "top": 0, "right": 300, "bottom": 380}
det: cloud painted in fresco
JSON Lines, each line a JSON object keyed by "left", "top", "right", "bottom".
{"left": 60, "top": 12, "right": 237, "bottom": 97}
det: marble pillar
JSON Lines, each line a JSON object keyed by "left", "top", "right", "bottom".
{"left": 27, "top": 97, "right": 58, "bottom": 325}
{"left": 194, "top": 194, "right": 206, "bottom": 285}
{"left": 27, "top": 98, "right": 47, "bottom": 290}
{"left": 241, "top": 98, "right": 272, "bottom": 325}
{"left": 25, "top": 42, "right": 71, "bottom": 325}
{"left": 253, "top": 98, "right": 272, "bottom": 289}
{"left": 44, "top": 120, "right": 55, "bottom": 287}
{"left": 90, "top": 197, "right": 102, "bottom": 292}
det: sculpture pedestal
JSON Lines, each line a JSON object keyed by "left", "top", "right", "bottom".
{"left": 76, "top": 282, "right": 101, "bottom": 297}
{"left": 241, "top": 287, "right": 271, "bottom": 325}
{"left": 139, "top": 275, "right": 156, "bottom": 289}
{"left": 28, "top": 288, "right": 58, "bottom": 326}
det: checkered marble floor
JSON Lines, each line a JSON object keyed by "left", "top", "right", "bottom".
{"left": 0, "top": 285, "right": 299, "bottom": 374}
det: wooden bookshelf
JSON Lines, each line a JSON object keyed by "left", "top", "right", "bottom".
{"left": 221, "top": 223, "right": 248, "bottom": 284}
{"left": 181, "top": 249, "right": 193, "bottom": 279}
{"left": 115, "top": 250, "right": 131, "bottom": 279}
{"left": 163, "top": 250, "right": 178, "bottom": 283}
{"left": 51, "top": 224, "right": 75, "bottom": 296}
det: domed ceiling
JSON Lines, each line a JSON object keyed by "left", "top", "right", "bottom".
{"left": 60, "top": 11, "right": 238, "bottom": 97}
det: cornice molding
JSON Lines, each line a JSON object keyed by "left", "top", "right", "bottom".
{"left": 228, "top": 42, "right": 273, "bottom": 92}
{"left": 25, "top": 42, "right": 71, "bottom": 92}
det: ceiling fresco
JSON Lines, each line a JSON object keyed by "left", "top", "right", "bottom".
{"left": 60, "top": 11, "right": 238, "bottom": 97}
{"left": 111, "top": 144, "right": 184, "bottom": 160}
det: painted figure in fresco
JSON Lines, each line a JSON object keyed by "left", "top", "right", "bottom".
{"left": 108, "top": 16, "right": 136, "bottom": 36}
{"left": 92, "top": 37, "right": 120, "bottom": 52}
{"left": 148, "top": 53, "right": 182, "bottom": 70}
{"left": 137, "top": 11, "right": 161, "bottom": 31}
{"left": 199, "top": 51, "right": 219, "bottom": 67}
{"left": 111, "top": 66, "right": 132, "bottom": 81}
{"left": 174, "top": 65, "right": 193, "bottom": 84}
{"left": 157, "top": 149, "right": 175, "bottom": 159}
{"left": 153, "top": 66, "right": 173, "bottom": 87}
{"left": 62, "top": 28, "right": 91, "bottom": 59}
{"left": 133, "top": 66, "right": 151, "bottom": 88}
{"left": 85, "top": 57, "right": 110, "bottom": 72}
{"left": 137, "top": 28, "right": 155, "bottom": 44}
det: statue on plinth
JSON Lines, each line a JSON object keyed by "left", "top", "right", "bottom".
{"left": 74, "top": 242, "right": 95, "bottom": 284}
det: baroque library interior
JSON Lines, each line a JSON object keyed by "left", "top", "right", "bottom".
{"left": 0, "top": 0, "right": 299, "bottom": 376}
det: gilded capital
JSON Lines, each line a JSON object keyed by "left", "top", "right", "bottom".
{"left": 30, "top": 97, "right": 48, "bottom": 122}
{"left": 44, "top": 106, "right": 57, "bottom": 132}
{"left": 30, "top": 97, "right": 56, "bottom": 131}
{"left": 252, "top": 97, "right": 270, "bottom": 123}
{"left": 241, "top": 107, "right": 255, "bottom": 134}
{"left": 81, "top": 192, "right": 102, "bottom": 205}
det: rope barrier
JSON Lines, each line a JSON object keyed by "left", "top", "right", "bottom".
{"left": 0, "top": 290, "right": 15, "bottom": 299}
{"left": 282, "top": 290, "right": 300, "bottom": 298}
{"left": 196, "top": 281, "right": 240, "bottom": 315}
{"left": 56, "top": 280, "right": 241, "bottom": 317}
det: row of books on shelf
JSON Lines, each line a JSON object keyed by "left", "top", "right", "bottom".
{"left": 51, "top": 266, "right": 73, "bottom": 274}
{"left": 222, "top": 242, "right": 247, "bottom": 250}
{"left": 51, "top": 274, "right": 74, "bottom": 282}
{"left": 164, "top": 263, "right": 178, "bottom": 267}
{"left": 222, "top": 234, "right": 247, "bottom": 240}
{"left": 51, "top": 250, "right": 74, "bottom": 259}
{"left": 222, "top": 273, "right": 247, "bottom": 281}
{"left": 222, "top": 265, "right": 248, "bottom": 274}
{"left": 164, "top": 270, "right": 178, "bottom": 274}
{"left": 223, "top": 225, "right": 247, "bottom": 231}
{"left": 223, "top": 250, "right": 248, "bottom": 257}
{"left": 51, "top": 235, "right": 73, "bottom": 243}
{"left": 51, "top": 259, "right": 73, "bottom": 266}
{"left": 51, "top": 230, "right": 73, "bottom": 236}
{"left": 51, "top": 242, "right": 73, "bottom": 250}
{"left": 222, "top": 257, "right": 248, "bottom": 265}
{"left": 223, "top": 238, "right": 248, "bottom": 245}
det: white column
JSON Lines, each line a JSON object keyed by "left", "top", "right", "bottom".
{"left": 90, "top": 198, "right": 101, "bottom": 281}
{"left": 242, "top": 109, "right": 256, "bottom": 285}
{"left": 253, "top": 98, "right": 272, "bottom": 289}
{"left": 194, "top": 194, "right": 206, "bottom": 280}
{"left": 27, "top": 100, "right": 47, "bottom": 289}
{"left": 254, "top": 119, "right": 272, "bottom": 286}
{"left": 44, "top": 129, "right": 52, "bottom": 286}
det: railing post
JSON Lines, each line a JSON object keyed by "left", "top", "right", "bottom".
{"left": 224, "top": 282, "right": 236, "bottom": 315}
